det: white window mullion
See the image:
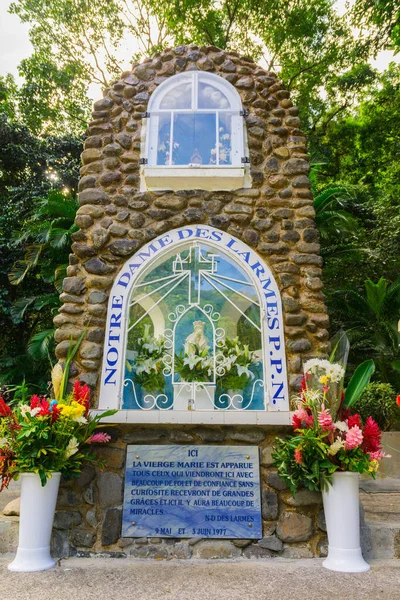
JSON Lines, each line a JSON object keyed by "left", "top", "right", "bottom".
{"left": 216, "top": 111, "right": 219, "bottom": 166}
{"left": 193, "top": 72, "right": 197, "bottom": 110}
{"left": 169, "top": 112, "right": 174, "bottom": 166}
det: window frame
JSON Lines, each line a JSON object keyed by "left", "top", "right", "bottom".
{"left": 145, "top": 72, "right": 246, "bottom": 169}
{"left": 97, "top": 226, "right": 290, "bottom": 425}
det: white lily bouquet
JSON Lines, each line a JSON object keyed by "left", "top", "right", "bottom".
{"left": 175, "top": 321, "right": 213, "bottom": 383}
{"left": 217, "top": 337, "right": 259, "bottom": 392}
{"left": 127, "top": 325, "right": 166, "bottom": 393}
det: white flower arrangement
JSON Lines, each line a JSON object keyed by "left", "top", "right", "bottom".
{"left": 303, "top": 358, "right": 345, "bottom": 383}
{"left": 217, "top": 338, "right": 259, "bottom": 392}
{"left": 127, "top": 325, "right": 166, "bottom": 392}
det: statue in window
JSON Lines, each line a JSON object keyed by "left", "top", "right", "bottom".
{"left": 189, "top": 148, "right": 202, "bottom": 165}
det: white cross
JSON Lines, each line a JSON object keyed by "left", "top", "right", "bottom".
{"left": 173, "top": 242, "right": 218, "bottom": 304}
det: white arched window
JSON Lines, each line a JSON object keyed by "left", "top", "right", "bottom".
{"left": 98, "top": 226, "right": 290, "bottom": 425}
{"left": 141, "top": 72, "right": 250, "bottom": 191}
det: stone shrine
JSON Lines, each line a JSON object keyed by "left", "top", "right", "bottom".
{"left": 52, "top": 44, "right": 330, "bottom": 559}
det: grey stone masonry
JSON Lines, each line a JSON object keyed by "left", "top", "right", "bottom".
{"left": 53, "top": 44, "right": 329, "bottom": 405}
{"left": 52, "top": 425, "right": 327, "bottom": 559}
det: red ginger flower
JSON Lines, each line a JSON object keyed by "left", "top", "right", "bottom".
{"left": 0, "top": 397, "right": 12, "bottom": 417}
{"left": 318, "top": 409, "right": 335, "bottom": 431}
{"left": 38, "top": 400, "right": 51, "bottom": 417}
{"left": 30, "top": 394, "right": 41, "bottom": 409}
{"left": 348, "top": 413, "right": 362, "bottom": 429}
{"left": 362, "top": 416, "right": 382, "bottom": 453}
{"left": 29, "top": 395, "right": 53, "bottom": 418}
{"left": 294, "top": 447, "right": 303, "bottom": 464}
{"left": 73, "top": 381, "right": 90, "bottom": 415}
{"left": 51, "top": 404, "right": 60, "bottom": 423}
{"left": 292, "top": 408, "right": 314, "bottom": 429}
{"left": 396, "top": 395, "right": 400, "bottom": 407}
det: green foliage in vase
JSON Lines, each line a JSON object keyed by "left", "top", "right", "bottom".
{"left": 175, "top": 345, "right": 213, "bottom": 383}
{"left": 217, "top": 338, "right": 259, "bottom": 392}
{"left": 272, "top": 428, "right": 371, "bottom": 495}
{"left": 351, "top": 382, "right": 400, "bottom": 431}
{"left": 127, "top": 325, "right": 166, "bottom": 392}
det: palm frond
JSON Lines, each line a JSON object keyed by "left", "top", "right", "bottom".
{"left": 365, "top": 278, "right": 387, "bottom": 317}
{"left": 8, "top": 260, "right": 30, "bottom": 286}
{"left": 314, "top": 187, "right": 353, "bottom": 212}
{"left": 37, "top": 191, "right": 78, "bottom": 220}
{"left": 48, "top": 227, "right": 72, "bottom": 250}
{"left": 54, "top": 264, "right": 68, "bottom": 293}
{"left": 27, "top": 329, "right": 55, "bottom": 361}
{"left": 32, "top": 294, "right": 60, "bottom": 311}
{"left": 10, "top": 297, "right": 35, "bottom": 323}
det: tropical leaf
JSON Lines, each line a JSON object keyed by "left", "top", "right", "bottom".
{"left": 365, "top": 278, "right": 387, "bottom": 317}
{"left": 32, "top": 294, "right": 60, "bottom": 311}
{"left": 8, "top": 260, "right": 30, "bottom": 286}
{"left": 8, "top": 244, "right": 44, "bottom": 285}
{"left": 391, "top": 360, "right": 400, "bottom": 372}
{"left": 10, "top": 297, "right": 35, "bottom": 323}
{"left": 314, "top": 187, "right": 353, "bottom": 212}
{"left": 48, "top": 227, "right": 72, "bottom": 249}
{"left": 37, "top": 191, "right": 79, "bottom": 220}
{"left": 343, "top": 359, "right": 375, "bottom": 409}
{"left": 54, "top": 264, "right": 68, "bottom": 293}
{"left": 40, "top": 260, "right": 57, "bottom": 283}
{"left": 27, "top": 329, "right": 55, "bottom": 361}
{"left": 386, "top": 280, "right": 400, "bottom": 304}
{"left": 58, "top": 330, "right": 86, "bottom": 401}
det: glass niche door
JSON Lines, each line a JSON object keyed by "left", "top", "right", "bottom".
{"left": 123, "top": 241, "right": 265, "bottom": 411}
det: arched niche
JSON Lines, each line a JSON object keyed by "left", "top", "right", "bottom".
{"left": 98, "top": 225, "right": 289, "bottom": 417}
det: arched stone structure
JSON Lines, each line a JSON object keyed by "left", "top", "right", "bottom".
{"left": 51, "top": 45, "right": 332, "bottom": 559}
{"left": 54, "top": 44, "right": 329, "bottom": 408}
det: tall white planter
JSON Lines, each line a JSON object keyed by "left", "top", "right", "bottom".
{"left": 8, "top": 472, "right": 61, "bottom": 572}
{"left": 322, "top": 471, "right": 370, "bottom": 573}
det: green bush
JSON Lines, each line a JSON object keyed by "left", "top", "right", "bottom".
{"left": 351, "top": 382, "right": 400, "bottom": 431}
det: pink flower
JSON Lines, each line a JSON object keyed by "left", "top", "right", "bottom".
{"left": 318, "top": 409, "right": 335, "bottom": 432}
{"left": 369, "top": 450, "right": 391, "bottom": 461}
{"left": 89, "top": 432, "right": 111, "bottom": 443}
{"left": 345, "top": 425, "right": 363, "bottom": 450}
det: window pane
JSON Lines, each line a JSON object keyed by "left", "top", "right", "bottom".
{"left": 218, "top": 113, "right": 232, "bottom": 165}
{"left": 159, "top": 81, "right": 192, "bottom": 109}
{"left": 198, "top": 80, "right": 231, "bottom": 109}
{"left": 172, "top": 113, "right": 216, "bottom": 165}
{"left": 156, "top": 113, "right": 172, "bottom": 165}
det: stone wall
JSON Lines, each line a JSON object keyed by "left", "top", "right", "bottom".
{"left": 52, "top": 426, "right": 327, "bottom": 559}
{"left": 54, "top": 44, "right": 330, "bottom": 404}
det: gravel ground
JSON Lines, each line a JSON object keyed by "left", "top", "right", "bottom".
{"left": 1, "top": 557, "right": 400, "bottom": 600}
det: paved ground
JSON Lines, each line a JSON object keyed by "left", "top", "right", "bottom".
{"left": 1, "top": 557, "right": 400, "bottom": 600}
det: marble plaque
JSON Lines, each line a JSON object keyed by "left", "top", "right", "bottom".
{"left": 122, "top": 445, "right": 262, "bottom": 539}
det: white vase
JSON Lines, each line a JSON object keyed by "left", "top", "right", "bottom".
{"left": 322, "top": 471, "right": 370, "bottom": 572}
{"left": 8, "top": 472, "right": 61, "bottom": 572}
